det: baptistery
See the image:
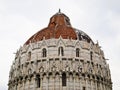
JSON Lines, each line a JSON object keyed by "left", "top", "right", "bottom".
{"left": 8, "top": 10, "right": 112, "bottom": 90}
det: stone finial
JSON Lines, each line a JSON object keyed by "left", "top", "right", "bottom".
{"left": 59, "top": 9, "right": 61, "bottom": 13}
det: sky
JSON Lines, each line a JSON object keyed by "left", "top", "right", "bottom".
{"left": 0, "top": 0, "right": 120, "bottom": 90}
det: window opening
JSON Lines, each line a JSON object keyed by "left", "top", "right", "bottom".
{"left": 62, "top": 73, "right": 66, "bottom": 86}
{"left": 90, "top": 51, "right": 93, "bottom": 60}
{"left": 58, "top": 47, "right": 64, "bottom": 56}
{"left": 28, "top": 52, "right": 31, "bottom": 61}
{"left": 36, "top": 75, "right": 40, "bottom": 88}
{"left": 76, "top": 48, "right": 80, "bottom": 57}
{"left": 42, "top": 48, "right": 47, "bottom": 57}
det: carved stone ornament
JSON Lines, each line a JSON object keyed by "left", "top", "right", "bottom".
{"left": 78, "top": 65, "right": 82, "bottom": 73}
{"left": 39, "top": 66, "right": 44, "bottom": 73}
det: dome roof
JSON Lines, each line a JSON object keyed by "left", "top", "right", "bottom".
{"left": 25, "top": 10, "right": 93, "bottom": 45}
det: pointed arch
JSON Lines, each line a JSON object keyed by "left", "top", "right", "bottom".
{"left": 75, "top": 40, "right": 82, "bottom": 48}
{"left": 42, "top": 48, "right": 47, "bottom": 57}
{"left": 58, "top": 46, "right": 64, "bottom": 56}
{"left": 57, "top": 38, "right": 66, "bottom": 47}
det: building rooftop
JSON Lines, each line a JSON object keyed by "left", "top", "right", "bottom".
{"left": 25, "top": 10, "right": 93, "bottom": 45}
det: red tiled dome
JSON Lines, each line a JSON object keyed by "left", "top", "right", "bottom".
{"left": 25, "top": 11, "right": 93, "bottom": 45}
{"left": 25, "top": 11, "right": 77, "bottom": 45}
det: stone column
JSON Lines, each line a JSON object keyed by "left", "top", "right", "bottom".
{"left": 22, "top": 78, "right": 25, "bottom": 90}
{"left": 104, "top": 81, "right": 107, "bottom": 90}
{"left": 106, "top": 83, "right": 108, "bottom": 90}
{"left": 28, "top": 76, "right": 31, "bottom": 90}
{"left": 53, "top": 73, "right": 55, "bottom": 90}
{"left": 95, "top": 78, "right": 97, "bottom": 90}
{"left": 85, "top": 75, "right": 88, "bottom": 90}
{"left": 79, "top": 76, "right": 82, "bottom": 90}
{"left": 73, "top": 73, "right": 75, "bottom": 90}
{"left": 33, "top": 75, "right": 36, "bottom": 90}
{"left": 40, "top": 75, "right": 43, "bottom": 90}
{"left": 101, "top": 82, "right": 104, "bottom": 90}
{"left": 90, "top": 75, "right": 93, "bottom": 90}
{"left": 100, "top": 80, "right": 102, "bottom": 90}
{"left": 66, "top": 72, "right": 69, "bottom": 90}
{"left": 15, "top": 82, "right": 17, "bottom": 90}
{"left": 45, "top": 73, "right": 49, "bottom": 90}
{"left": 59, "top": 58, "right": 62, "bottom": 90}
{"left": 18, "top": 79, "right": 21, "bottom": 90}
{"left": 103, "top": 81, "right": 105, "bottom": 90}
{"left": 90, "top": 79, "right": 93, "bottom": 90}
{"left": 59, "top": 73, "right": 62, "bottom": 90}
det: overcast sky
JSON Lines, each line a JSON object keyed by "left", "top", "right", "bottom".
{"left": 0, "top": 0, "right": 120, "bottom": 90}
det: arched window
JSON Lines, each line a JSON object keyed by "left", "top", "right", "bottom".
{"left": 42, "top": 48, "right": 47, "bottom": 57}
{"left": 36, "top": 75, "right": 40, "bottom": 88}
{"left": 58, "top": 47, "right": 64, "bottom": 56}
{"left": 62, "top": 73, "right": 66, "bottom": 86}
{"left": 28, "top": 52, "right": 31, "bottom": 61}
{"left": 76, "top": 48, "right": 80, "bottom": 57}
{"left": 90, "top": 51, "right": 93, "bottom": 60}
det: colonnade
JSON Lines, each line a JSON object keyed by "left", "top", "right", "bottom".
{"left": 8, "top": 71, "right": 112, "bottom": 90}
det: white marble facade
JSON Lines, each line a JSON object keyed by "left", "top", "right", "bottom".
{"left": 8, "top": 37, "right": 112, "bottom": 90}
{"left": 8, "top": 11, "right": 112, "bottom": 90}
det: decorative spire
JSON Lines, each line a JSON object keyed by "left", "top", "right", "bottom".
{"left": 58, "top": 8, "right": 61, "bottom": 13}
